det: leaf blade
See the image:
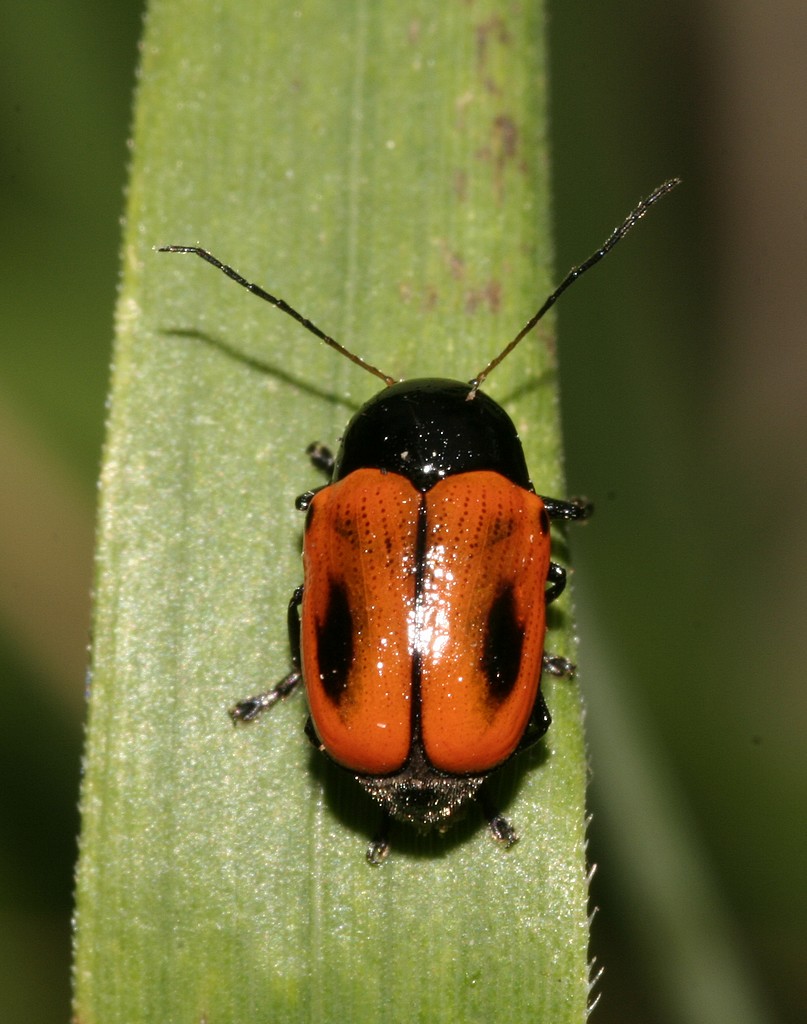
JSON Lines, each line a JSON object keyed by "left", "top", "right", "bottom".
{"left": 74, "top": 3, "right": 589, "bottom": 1023}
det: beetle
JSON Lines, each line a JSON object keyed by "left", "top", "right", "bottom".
{"left": 160, "top": 179, "right": 678, "bottom": 862}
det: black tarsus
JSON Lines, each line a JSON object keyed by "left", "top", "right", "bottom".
{"left": 229, "top": 587, "right": 304, "bottom": 723}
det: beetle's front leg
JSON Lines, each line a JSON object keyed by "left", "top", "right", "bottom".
{"left": 540, "top": 495, "right": 593, "bottom": 521}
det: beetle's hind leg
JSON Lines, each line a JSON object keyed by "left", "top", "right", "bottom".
{"left": 366, "top": 815, "right": 392, "bottom": 865}
{"left": 478, "top": 785, "right": 519, "bottom": 848}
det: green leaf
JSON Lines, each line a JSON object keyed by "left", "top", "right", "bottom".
{"left": 73, "top": 2, "right": 589, "bottom": 1022}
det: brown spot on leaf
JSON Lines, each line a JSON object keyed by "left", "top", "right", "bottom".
{"left": 475, "top": 16, "right": 511, "bottom": 73}
{"left": 465, "top": 280, "right": 502, "bottom": 315}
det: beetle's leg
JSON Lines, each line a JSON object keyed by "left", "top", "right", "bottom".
{"left": 545, "top": 561, "right": 567, "bottom": 604}
{"left": 543, "top": 563, "right": 577, "bottom": 675}
{"left": 517, "top": 659, "right": 574, "bottom": 754}
{"left": 295, "top": 444, "right": 335, "bottom": 510}
{"left": 305, "top": 441, "right": 335, "bottom": 477}
{"left": 540, "top": 495, "right": 593, "bottom": 521}
{"left": 229, "top": 587, "right": 304, "bottom": 723}
{"left": 303, "top": 715, "right": 323, "bottom": 751}
{"left": 542, "top": 653, "right": 576, "bottom": 678}
{"left": 478, "top": 786, "right": 519, "bottom": 848}
{"left": 229, "top": 672, "right": 302, "bottom": 723}
{"left": 541, "top": 495, "right": 589, "bottom": 607}
{"left": 366, "top": 816, "right": 391, "bottom": 865}
{"left": 516, "top": 690, "right": 552, "bottom": 754}
{"left": 295, "top": 489, "right": 323, "bottom": 512}
{"left": 286, "top": 585, "right": 303, "bottom": 666}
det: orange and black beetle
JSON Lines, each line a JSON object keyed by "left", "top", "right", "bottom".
{"left": 160, "top": 179, "right": 678, "bottom": 862}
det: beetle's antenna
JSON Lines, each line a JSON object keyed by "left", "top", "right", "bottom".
{"left": 469, "top": 178, "right": 681, "bottom": 395}
{"left": 156, "top": 246, "right": 397, "bottom": 387}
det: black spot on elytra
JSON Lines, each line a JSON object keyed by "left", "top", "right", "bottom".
{"left": 482, "top": 585, "right": 523, "bottom": 701}
{"left": 317, "top": 581, "right": 354, "bottom": 703}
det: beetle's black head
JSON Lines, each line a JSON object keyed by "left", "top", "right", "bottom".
{"left": 332, "top": 378, "right": 532, "bottom": 492}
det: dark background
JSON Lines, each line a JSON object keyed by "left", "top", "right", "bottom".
{"left": 2, "top": 2, "right": 805, "bottom": 1021}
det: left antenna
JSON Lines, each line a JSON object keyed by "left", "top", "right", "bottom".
{"left": 156, "top": 245, "right": 396, "bottom": 387}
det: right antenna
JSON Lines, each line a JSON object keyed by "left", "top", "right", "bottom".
{"left": 469, "top": 178, "right": 681, "bottom": 393}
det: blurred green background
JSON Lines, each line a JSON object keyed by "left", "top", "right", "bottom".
{"left": 2, "top": 2, "right": 805, "bottom": 1022}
